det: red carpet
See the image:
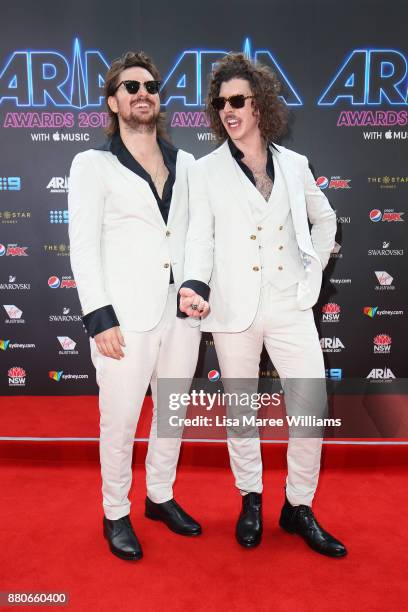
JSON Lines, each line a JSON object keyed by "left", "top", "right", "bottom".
{"left": 1, "top": 396, "right": 408, "bottom": 610}
{"left": 1, "top": 447, "right": 408, "bottom": 611}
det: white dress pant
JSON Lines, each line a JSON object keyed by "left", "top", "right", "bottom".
{"left": 90, "top": 286, "right": 201, "bottom": 520}
{"left": 212, "top": 282, "right": 325, "bottom": 507}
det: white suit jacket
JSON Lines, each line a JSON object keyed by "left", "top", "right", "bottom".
{"left": 182, "top": 140, "right": 337, "bottom": 333}
{"left": 68, "top": 145, "right": 195, "bottom": 333}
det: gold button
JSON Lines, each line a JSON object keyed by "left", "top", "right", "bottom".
{"left": 250, "top": 234, "right": 256, "bottom": 240}
{"left": 257, "top": 225, "right": 263, "bottom": 231}
{"left": 166, "top": 230, "right": 171, "bottom": 237}
{"left": 278, "top": 265, "right": 283, "bottom": 271}
{"left": 278, "top": 245, "right": 283, "bottom": 250}
{"left": 164, "top": 263, "right": 170, "bottom": 269}
{"left": 278, "top": 225, "right": 283, "bottom": 230}
{"left": 253, "top": 266, "right": 260, "bottom": 272}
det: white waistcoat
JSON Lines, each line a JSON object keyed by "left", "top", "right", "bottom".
{"left": 234, "top": 158, "right": 306, "bottom": 290}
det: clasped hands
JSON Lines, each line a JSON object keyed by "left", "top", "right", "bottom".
{"left": 94, "top": 288, "right": 209, "bottom": 360}
{"left": 179, "top": 287, "right": 210, "bottom": 318}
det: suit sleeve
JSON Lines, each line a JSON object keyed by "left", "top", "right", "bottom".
{"left": 177, "top": 161, "right": 215, "bottom": 318}
{"left": 68, "top": 152, "right": 119, "bottom": 336}
{"left": 302, "top": 155, "right": 337, "bottom": 270}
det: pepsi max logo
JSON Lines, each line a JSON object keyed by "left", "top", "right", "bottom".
{"left": 48, "top": 276, "right": 60, "bottom": 289}
{"left": 208, "top": 369, "right": 220, "bottom": 381}
{"left": 370, "top": 209, "right": 382, "bottom": 222}
{"left": 316, "top": 176, "right": 329, "bottom": 189}
{"left": 0, "top": 244, "right": 5, "bottom": 256}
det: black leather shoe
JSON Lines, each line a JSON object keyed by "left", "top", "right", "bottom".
{"left": 145, "top": 497, "right": 202, "bottom": 536}
{"left": 103, "top": 515, "right": 143, "bottom": 561}
{"left": 235, "top": 492, "right": 263, "bottom": 548}
{"left": 279, "top": 497, "right": 347, "bottom": 558}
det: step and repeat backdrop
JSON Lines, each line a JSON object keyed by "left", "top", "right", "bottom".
{"left": 0, "top": 0, "right": 407, "bottom": 394}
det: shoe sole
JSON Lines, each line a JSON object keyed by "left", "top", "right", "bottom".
{"left": 279, "top": 521, "right": 347, "bottom": 558}
{"left": 103, "top": 531, "right": 143, "bottom": 561}
{"left": 235, "top": 537, "right": 262, "bottom": 548}
{"left": 144, "top": 511, "right": 202, "bottom": 536}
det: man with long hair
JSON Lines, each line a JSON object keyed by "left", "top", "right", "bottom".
{"left": 179, "top": 53, "right": 347, "bottom": 557}
{"left": 69, "top": 51, "right": 204, "bottom": 561}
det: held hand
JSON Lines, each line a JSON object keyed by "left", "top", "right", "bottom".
{"left": 94, "top": 326, "right": 126, "bottom": 360}
{"left": 179, "top": 287, "right": 210, "bottom": 319}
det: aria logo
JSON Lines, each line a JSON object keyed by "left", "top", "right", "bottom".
{"left": 320, "top": 337, "right": 345, "bottom": 352}
{"left": 47, "top": 177, "right": 69, "bottom": 193}
{"left": 366, "top": 366, "right": 395, "bottom": 381}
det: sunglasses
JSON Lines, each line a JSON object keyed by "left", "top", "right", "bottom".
{"left": 211, "top": 94, "right": 254, "bottom": 110}
{"left": 115, "top": 80, "right": 161, "bottom": 95}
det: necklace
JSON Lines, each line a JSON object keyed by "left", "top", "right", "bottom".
{"left": 152, "top": 156, "right": 169, "bottom": 197}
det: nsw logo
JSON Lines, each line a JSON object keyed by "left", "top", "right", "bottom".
{"left": 373, "top": 334, "right": 392, "bottom": 354}
{"left": 8, "top": 366, "right": 26, "bottom": 386}
{"left": 321, "top": 303, "right": 341, "bottom": 322}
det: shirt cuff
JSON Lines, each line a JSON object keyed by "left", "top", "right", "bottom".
{"left": 177, "top": 280, "right": 210, "bottom": 318}
{"left": 82, "top": 305, "right": 120, "bottom": 337}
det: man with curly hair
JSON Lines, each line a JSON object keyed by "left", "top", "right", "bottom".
{"left": 178, "top": 53, "right": 347, "bottom": 557}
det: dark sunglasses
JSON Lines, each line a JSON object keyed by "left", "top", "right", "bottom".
{"left": 115, "top": 80, "right": 161, "bottom": 95}
{"left": 211, "top": 94, "right": 254, "bottom": 110}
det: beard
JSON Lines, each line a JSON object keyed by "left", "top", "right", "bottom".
{"left": 120, "top": 101, "right": 160, "bottom": 133}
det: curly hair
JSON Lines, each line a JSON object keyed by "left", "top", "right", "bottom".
{"left": 206, "top": 53, "right": 288, "bottom": 144}
{"left": 104, "top": 50, "right": 167, "bottom": 139}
